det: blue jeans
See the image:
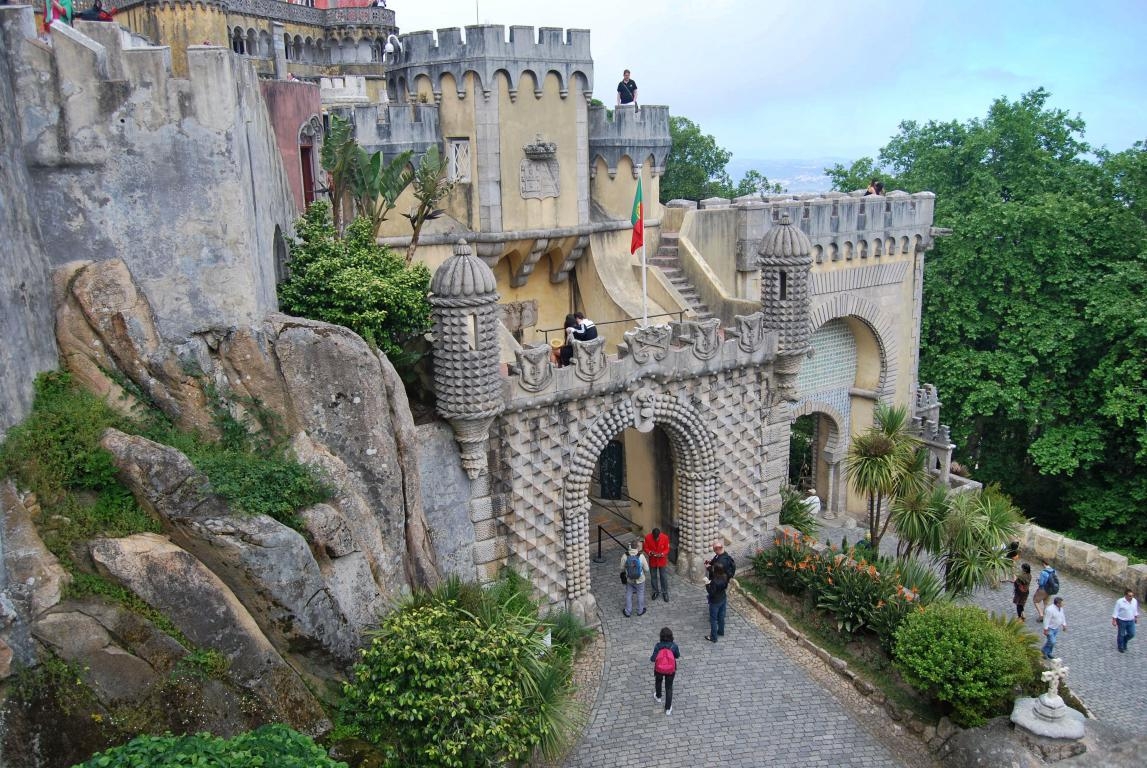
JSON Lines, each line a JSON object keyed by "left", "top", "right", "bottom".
{"left": 1042, "top": 627, "right": 1060, "bottom": 658}
{"left": 708, "top": 599, "right": 726, "bottom": 641}
{"left": 624, "top": 582, "right": 645, "bottom": 615}
{"left": 649, "top": 566, "right": 669, "bottom": 598}
{"left": 1116, "top": 619, "right": 1136, "bottom": 651}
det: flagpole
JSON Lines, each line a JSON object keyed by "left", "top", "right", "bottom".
{"left": 641, "top": 240, "right": 648, "bottom": 327}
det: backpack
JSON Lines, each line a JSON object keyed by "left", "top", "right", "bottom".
{"left": 1045, "top": 570, "right": 1060, "bottom": 595}
{"left": 625, "top": 554, "right": 643, "bottom": 582}
{"left": 654, "top": 646, "right": 676, "bottom": 675}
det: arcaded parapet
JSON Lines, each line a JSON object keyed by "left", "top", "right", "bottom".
{"left": 0, "top": 9, "right": 294, "bottom": 342}
{"left": 430, "top": 240, "right": 505, "bottom": 478}
{"left": 588, "top": 104, "right": 672, "bottom": 177}
{"left": 391, "top": 25, "right": 593, "bottom": 101}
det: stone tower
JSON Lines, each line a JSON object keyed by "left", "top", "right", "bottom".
{"left": 429, "top": 239, "right": 504, "bottom": 478}
{"left": 758, "top": 213, "right": 813, "bottom": 401}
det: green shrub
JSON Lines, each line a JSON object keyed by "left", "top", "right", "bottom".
{"left": 190, "top": 449, "right": 330, "bottom": 529}
{"left": 341, "top": 572, "right": 579, "bottom": 767}
{"left": 892, "top": 603, "right": 1032, "bottom": 726}
{"left": 73, "top": 724, "right": 346, "bottom": 767}
{"left": 753, "top": 528, "right": 822, "bottom": 596}
{"left": 779, "top": 484, "right": 820, "bottom": 536}
{"left": 278, "top": 203, "right": 432, "bottom": 368}
{"left": 816, "top": 555, "right": 892, "bottom": 636}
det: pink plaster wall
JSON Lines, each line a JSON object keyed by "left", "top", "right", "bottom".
{"left": 260, "top": 80, "right": 322, "bottom": 214}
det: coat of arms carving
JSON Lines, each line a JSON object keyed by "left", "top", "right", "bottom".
{"left": 515, "top": 344, "right": 554, "bottom": 393}
{"left": 624, "top": 323, "right": 672, "bottom": 364}
{"left": 735, "top": 312, "right": 767, "bottom": 353}
{"left": 572, "top": 336, "right": 607, "bottom": 382}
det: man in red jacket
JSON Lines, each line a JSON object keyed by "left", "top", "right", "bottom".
{"left": 643, "top": 527, "right": 671, "bottom": 602}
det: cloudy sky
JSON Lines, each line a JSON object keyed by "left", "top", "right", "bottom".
{"left": 393, "top": 0, "right": 1147, "bottom": 164}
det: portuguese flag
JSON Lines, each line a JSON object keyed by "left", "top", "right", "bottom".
{"left": 630, "top": 177, "right": 644, "bottom": 254}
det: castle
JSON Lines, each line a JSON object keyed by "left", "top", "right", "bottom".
{"left": 0, "top": 2, "right": 959, "bottom": 623}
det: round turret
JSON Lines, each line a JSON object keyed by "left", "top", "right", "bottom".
{"left": 757, "top": 214, "right": 813, "bottom": 355}
{"left": 429, "top": 240, "right": 504, "bottom": 478}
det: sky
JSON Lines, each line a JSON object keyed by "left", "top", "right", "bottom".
{"left": 392, "top": 0, "right": 1147, "bottom": 165}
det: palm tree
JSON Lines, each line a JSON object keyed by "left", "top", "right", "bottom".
{"left": 845, "top": 403, "right": 923, "bottom": 555}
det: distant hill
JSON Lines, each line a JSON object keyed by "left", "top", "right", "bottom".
{"left": 727, "top": 158, "right": 849, "bottom": 194}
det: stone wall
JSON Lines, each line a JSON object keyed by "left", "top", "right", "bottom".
{"left": 0, "top": 9, "right": 57, "bottom": 441}
{"left": 1021, "top": 524, "right": 1147, "bottom": 597}
{"left": 1, "top": 11, "right": 294, "bottom": 345}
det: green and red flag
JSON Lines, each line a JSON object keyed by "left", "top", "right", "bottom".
{"left": 630, "top": 177, "right": 644, "bottom": 254}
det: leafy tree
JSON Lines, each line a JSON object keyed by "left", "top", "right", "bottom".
{"left": 278, "top": 202, "right": 432, "bottom": 368}
{"left": 321, "top": 114, "right": 413, "bottom": 234}
{"left": 832, "top": 90, "right": 1147, "bottom": 554}
{"left": 340, "top": 573, "right": 581, "bottom": 768}
{"left": 402, "top": 144, "right": 454, "bottom": 263}
{"left": 844, "top": 403, "right": 926, "bottom": 554}
{"left": 660, "top": 116, "right": 780, "bottom": 202}
{"left": 824, "top": 156, "right": 885, "bottom": 193}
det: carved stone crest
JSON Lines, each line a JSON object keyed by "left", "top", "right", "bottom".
{"left": 515, "top": 344, "right": 554, "bottom": 393}
{"left": 521, "top": 135, "right": 560, "bottom": 200}
{"left": 572, "top": 336, "right": 607, "bottom": 382}
{"left": 683, "top": 317, "right": 721, "bottom": 361}
{"left": 624, "top": 323, "right": 672, "bottom": 364}
{"left": 735, "top": 312, "right": 766, "bottom": 353}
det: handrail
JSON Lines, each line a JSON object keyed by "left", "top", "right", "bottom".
{"left": 592, "top": 525, "right": 628, "bottom": 563}
{"left": 589, "top": 498, "right": 637, "bottom": 532}
{"left": 537, "top": 311, "right": 685, "bottom": 346}
{"left": 590, "top": 474, "right": 643, "bottom": 508}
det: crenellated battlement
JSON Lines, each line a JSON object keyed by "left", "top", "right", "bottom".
{"left": 388, "top": 25, "right": 593, "bottom": 102}
{"left": 341, "top": 102, "right": 441, "bottom": 162}
{"left": 587, "top": 104, "right": 672, "bottom": 176}
{"left": 503, "top": 314, "right": 779, "bottom": 412}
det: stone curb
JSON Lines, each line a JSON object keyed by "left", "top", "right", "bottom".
{"left": 732, "top": 580, "right": 952, "bottom": 752}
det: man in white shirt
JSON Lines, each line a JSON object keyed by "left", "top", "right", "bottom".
{"left": 1042, "top": 596, "right": 1067, "bottom": 659}
{"left": 1112, "top": 589, "right": 1139, "bottom": 653}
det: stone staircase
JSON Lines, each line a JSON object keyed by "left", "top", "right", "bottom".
{"left": 589, "top": 497, "right": 642, "bottom": 558}
{"left": 647, "top": 231, "right": 713, "bottom": 322}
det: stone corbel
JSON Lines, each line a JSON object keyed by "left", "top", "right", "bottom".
{"left": 632, "top": 163, "right": 643, "bottom": 179}
{"left": 551, "top": 236, "right": 590, "bottom": 283}
{"left": 511, "top": 239, "right": 548, "bottom": 288}
{"left": 509, "top": 88, "right": 518, "bottom": 103}
{"left": 534, "top": 87, "right": 544, "bottom": 99}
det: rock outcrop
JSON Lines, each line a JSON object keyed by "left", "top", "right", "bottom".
{"left": 54, "top": 257, "right": 442, "bottom": 603}
{"left": 88, "top": 533, "right": 328, "bottom": 733}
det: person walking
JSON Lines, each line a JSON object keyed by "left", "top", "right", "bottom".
{"left": 1042, "top": 596, "right": 1067, "bottom": 659}
{"left": 704, "top": 563, "right": 729, "bottom": 642}
{"left": 619, "top": 542, "right": 649, "bottom": 618}
{"left": 650, "top": 626, "right": 681, "bottom": 715}
{"left": 1032, "top": 559, "right": 1058, "bottom": 621}
{"left": 1013, "top": 563, "right": 1032, "bottom": 621}
{"left": 1112, "top": 589, "right": 1139, "bottom": 653}
{"left": 643, "top": 527, "right": 671, "bottom": 602}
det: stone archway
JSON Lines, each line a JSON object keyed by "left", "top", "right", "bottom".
{"left": 809, "top": 294, "right": 897, "bottom": 399}
{"left": 791, "top": 400, "right": 848, "bottom": 519}
{"left": 562, "top": 388, "right": 719, "bottom": 622}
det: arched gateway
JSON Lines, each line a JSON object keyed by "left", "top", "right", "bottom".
{"left": 562, "top": 389, "right": 720, "bottom": 610}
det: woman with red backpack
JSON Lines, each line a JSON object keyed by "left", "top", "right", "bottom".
{"left": 650, "top": 627, "right": 681, "bottom": 715}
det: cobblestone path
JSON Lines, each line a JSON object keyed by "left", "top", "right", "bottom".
{"left": 816, "top": 520, "right": 1145, "bottom": 743}
{"left": 561, "top": 552, "right": 913, "bottom": 768}
{"left": 964, "top": 564, "right": 1144, "bottom": 741}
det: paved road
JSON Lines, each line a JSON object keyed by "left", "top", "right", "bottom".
{"left": 816, "top": 519, "right": 1145, "bottom": 743}
{"left": 561, "top": 550, "right": 913, "bottom": 768}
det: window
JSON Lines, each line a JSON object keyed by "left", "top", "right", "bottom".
{"left": 448, "top": 138, "right": 471, "bottom": 183}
